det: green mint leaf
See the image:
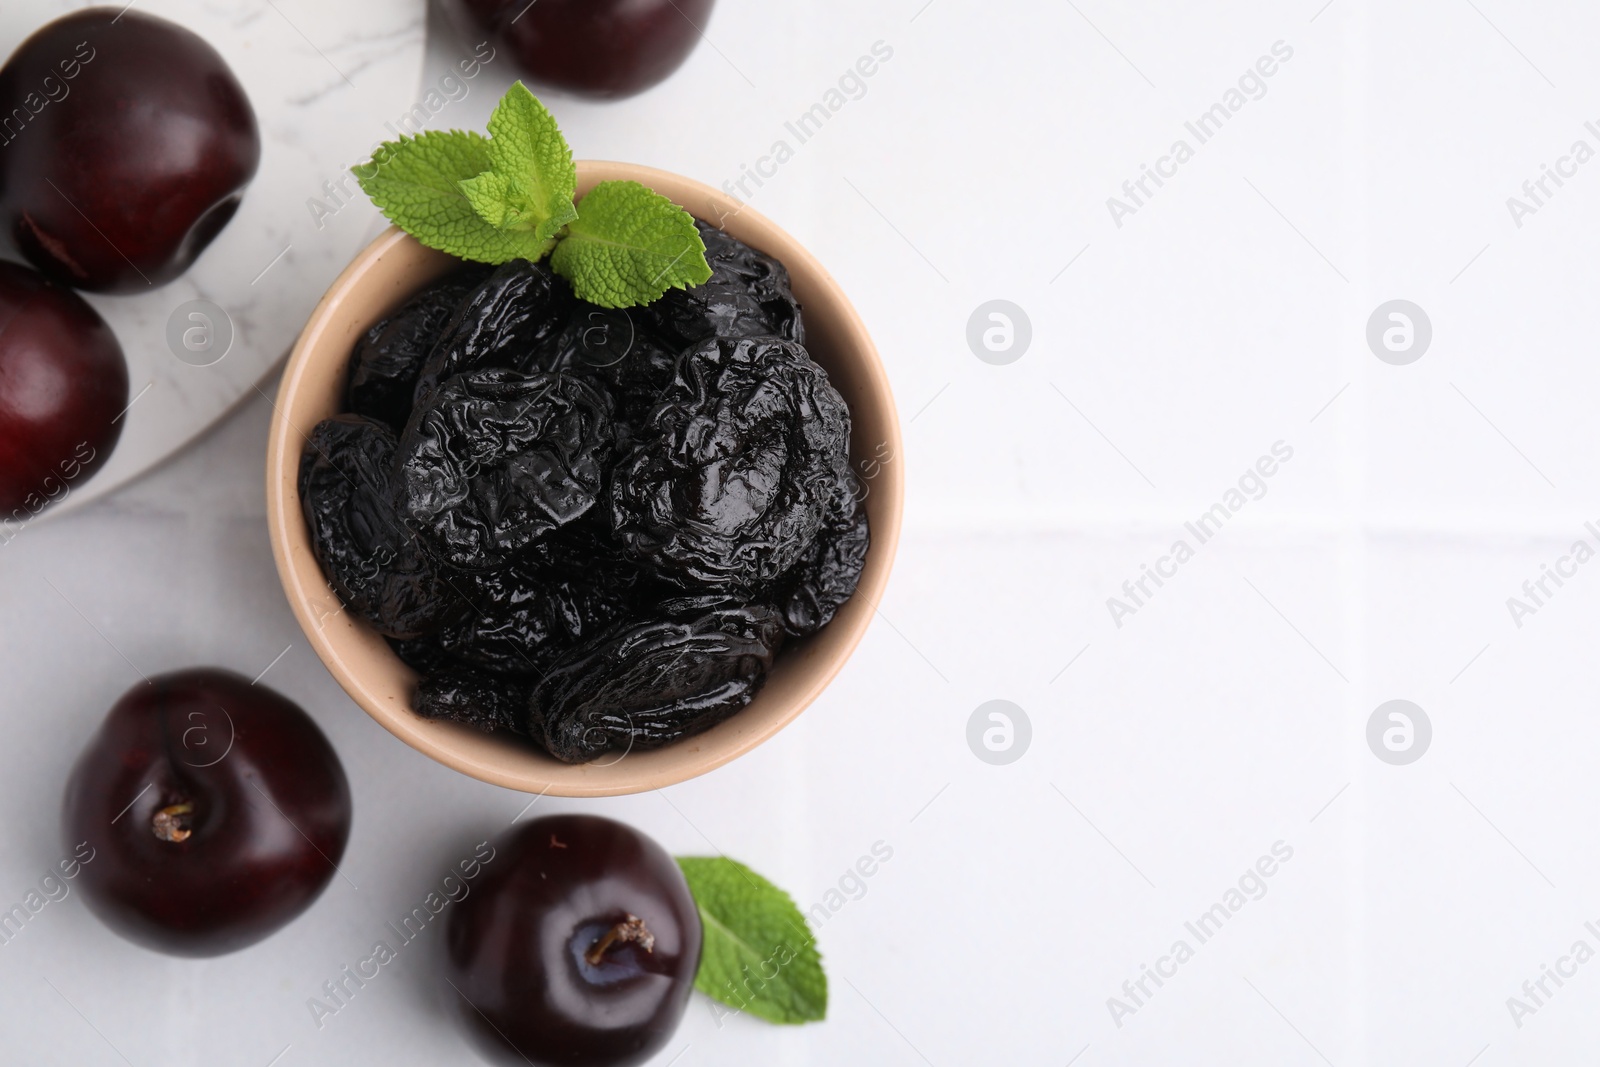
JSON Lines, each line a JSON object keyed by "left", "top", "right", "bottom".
{"left": 352, "top": 131, "right": 554, "bottom": 264}
{"left": 476, "top": 81, "right": 577, "bottom": 240}
{"left": 458, "top": 170, "right": 523, "bottom": 230}
{"left": 549, "top": 180, "right": 712, "bottom": 309}
{"left": 457, "top": 170, "right": 563, "bottom": 254}
{"left": 676, "top": 856, "right": 826, "bottom": 1025}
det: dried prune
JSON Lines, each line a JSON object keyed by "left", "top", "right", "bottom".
{"left": 610, "top": 337, "right": 851, "bottom": 592}
{"left": 299, "top": 415, "right": 462, "bottom": 639}
{"left": 635, "top": 221, "right": 803, "bottom": 348}
{"left": 397, "top": 369, "right": 614, "bottom": 570}
{"left": 387, "top": 634, "right": 453, "bottom": 674}
{"left": 433, "top": 552, "right": 636, "bottom": 676}
{"left": 346, "top": 265, "right": 490, "bottom": 432}
{"left": 541, "top": 302, "right": 680, "bottom": 417}
{"left": 528, "top": 606, "right": 784, "bottom": 763}
{"left": 775, "top": 475, "right": 869, "bottom": 637}
{"left": 413, "top": 259, "right": 574, "bottom": 406}
{"left": 416, "top": 668, "right": 531, "bottom": 734}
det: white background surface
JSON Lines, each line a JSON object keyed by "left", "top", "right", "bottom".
{"left": 4, "top": 1, "right": 1600, "bottom": 1064}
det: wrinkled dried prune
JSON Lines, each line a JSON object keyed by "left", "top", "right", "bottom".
{"left": 413, "top": 259, "right": 574, "bottom": 406}
{"left": 775, "top": 475, "right": 869, "bottom": 637}
{"left": 416, "top": 668, "right": 530, "bottom": 734}
{"left": 635, "top": 221, "right": 803, "bottom": 348}
{"left": 299, "top": 415, "right": 461, "bottom": 639}
{"left": 386, "top": 522, "right": 658, "bottom": 678}
{"left": 538, "top": 301, "right": 680, "bottom": 416}
{"left": 528, "top": 606, "right": 784, "bottom": 763}
{"left": 386, "top": 634, "right": 453, "bottom": 674}
{"left": 433, "top": 550, "right": 638, "bottom": 675}
{"left": 397, "top": 369, "right": 614, "bottom": 570}
{"left": 346, "top": 264, "right": 490, "bottom": 432}
{"left": 610, "top": 337, "right": 851, "bottom": 592}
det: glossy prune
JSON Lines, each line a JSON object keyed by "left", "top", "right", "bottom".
{"left": 299, "top": 415, "right": 460, "bottom": 639}
{"left": 528, "top": 606, "right": 784, "bottom": 763}
{"left": 347, "top": 265, "right": 490, "bottom": 432}
{"left": 414, "top": 259, "right": 574, "bottom": 407}
{"left": 386, "top": 633, "right": 453, "bottom": 674}
{"left": 542, "top": 302, "right": 680, "bottom": 418}
{"left": 610, "top": 337, "right": 851, "bottom": 592}
{"left": 634, "top": 221, "right": 803, "bottom": 350}
{"left": 397, "top": 369, "right": 614, "bottom": 570}
{"left": 433, "top": 550, "right": 636, "bottom": 675}
{"left": 775, "top": 475, "right": 870, "bottom": 637}
{"left": 386, "top": 523, "right": 652, "bottom": 678}
{"left": 416, "top": 668, "right": 530, "bottom": 734}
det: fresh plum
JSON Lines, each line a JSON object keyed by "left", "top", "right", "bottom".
{"left": 444, "top": 814, "right": 701, "bottom": 1066}
{"left": 0, "top": 9, "right": 260, "bottom": 292}
{"left": 62, "top": 669, "right": 351, "bottom": 957}
{"left": 445, "top": 0, "right": 715, "bottom": 99}
{"left": 0, "top": 260, "right": 126, "bottom": 517}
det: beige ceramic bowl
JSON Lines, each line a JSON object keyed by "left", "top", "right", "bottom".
{"left": 266, "top": 161, "right": 903, "bottom": 796}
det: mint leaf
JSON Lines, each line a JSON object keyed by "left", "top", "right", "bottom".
{"left": 677, "top": 856, "right": 826, "bottom": 1025}
{"left": 458, "top": 170, "right": 523, "bottom": 230}
{"left": 457, "top": 171, "right": 561, "bottom": 256}
{"left": 550, "top": 180, "right": 712, "bottom": 309}
{"left": 352, "top": 131, "right": 555, "bottom": 264}
{"left": 475, "top": 81, "right": 578, "bottom": 241}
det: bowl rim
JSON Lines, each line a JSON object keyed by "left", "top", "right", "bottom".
{"left": 264, "top": 160, "right": 903, "bottom": 796}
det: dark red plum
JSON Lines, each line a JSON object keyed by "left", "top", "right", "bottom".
{"left": 62, "top": 669, "right": 351, "bottom": 957}
{"left": 446, "top": 0, "right": 715, "bottom": 99}
{"left": 0, "top": 260, "right": 126, "bottom": 516}
{"left": 0, "top": 9, "right": 260, "bottom": 292}
{"left": 444, "top": 815, "right": 701, "bottom": 1066}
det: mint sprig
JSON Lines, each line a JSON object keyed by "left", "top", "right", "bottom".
{"left": 677, "top": 856, "right": 827, "bottom": 1025}
{"left": 461, "top": 82, "right": 576, "bottom": 242}
{"left": 352, "top": 81, "right": 710, "bottom": 309}
{"left": 552, "top": 180, "right": 711, "bottom": 308}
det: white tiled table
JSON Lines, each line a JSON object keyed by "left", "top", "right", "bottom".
{"left": 5, "top": 1, "right": 1600, "bottom": 1063}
